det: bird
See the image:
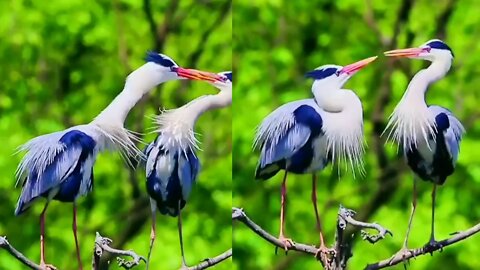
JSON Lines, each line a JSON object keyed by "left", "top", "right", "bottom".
{"left": 383, "top": 39, "right": 465, "bottom": 258}
{"left": 253, "top": 56, "right": 376, "bottom": 258}
{"left": 13, "top": 52, "right": 222, "bottom": 270}
{"left": 144, "top": 71, "right": 232, "bottom": 269}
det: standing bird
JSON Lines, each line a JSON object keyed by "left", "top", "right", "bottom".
{"left": 253, "top": 57, "right": 376, "bottom": 257}
{"left": 14, "top": 52, "right": 221, "bottom": 270}
{"left": 384, "top": 39, "right": 465, "bottom": 256}
{"left": 144, "top": 71, "right": 232, "bottom": 269}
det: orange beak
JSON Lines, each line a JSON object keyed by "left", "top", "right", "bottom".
{"left": 340, "top": 56, "right": 378, "bottom": 75}
{"left": 384, "top": 47, "right": 428, "bottom": 58}
{"left": 174, "top": 67, "right": 224, "bottom": 82}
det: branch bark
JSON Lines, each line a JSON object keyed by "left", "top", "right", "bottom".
{"left": 186, "top": 249, "right": 232, "bottom": 270}
{"left": 233, "top": 206, "right": 391, "bottom": 270}
{"left": 92, "top": 232, "right": 146, "bottom": 270}
{"left": 0, "top": 236, "right": 43, "bottom": 270}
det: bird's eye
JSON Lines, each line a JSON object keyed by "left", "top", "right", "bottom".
{"left": 335, "top": 71, "right": 341, "bottom": 77}
{"left": 425, "top": 47, "right": 432, "bottom": 53}
{"left": 170, "top": 66, "right": 178, "bottom": 72}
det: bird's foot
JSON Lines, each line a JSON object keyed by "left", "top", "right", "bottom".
{"left": 423, "top": 239, "right": 443, "bottom": 255}
{"left": 314, "top": 245, "right": 336, "bottom": 265}
{"left": 388, "top": 247, "right": 415, "bottom": 266}
{"left": 39, "top": 262, "right": 57, "bottom": 270}
{"left": 275, "top": 235, "right": 295, "bottom": 254}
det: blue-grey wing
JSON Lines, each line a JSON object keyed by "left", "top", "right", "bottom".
{"left": 178, "top": 149, "right": 200, "bottom": 200}
{"left": 15, "top": 129, "right": 96, "bottom": 214}
{"left": 429, "top": 105, "right": 465, "bottom": 162}
{"left": 254, "top": 101, "right": 319, "bottom": 179}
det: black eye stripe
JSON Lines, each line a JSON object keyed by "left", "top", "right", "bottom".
{"left": 145, "top": 52, "right": 177, "bottom": 67}
{"left": 305, "top": 67, "right": 338, "bottom": 80}
{"left": 426, "top": 41, "right": 454, "bottom": 57}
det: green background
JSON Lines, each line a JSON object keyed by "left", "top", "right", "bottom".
{"left": 0, "top": 1, "right": 232, "bottom": 270}
{"left": 233, "top": 0, "right": 480, "bottom": 269}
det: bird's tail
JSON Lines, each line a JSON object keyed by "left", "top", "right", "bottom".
{"left": 255, "top": 162, "right": 282, "bottom": 180}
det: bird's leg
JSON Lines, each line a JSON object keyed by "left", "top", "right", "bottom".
{"left": 424, "top": 184, "right": 442, "bottom": 253}
{"left": 178, "top": 201, "right": 188, "bottom": 269}
{"left": 39, "top": 203, "right": 56, "bottom": 270}
{"left": 276, "top": 171, "right": 294, "bottom": 253}
{"left": 146, "top": 199, "right": 157, "bottom": 270}
{"left": 72, "top": 202, "right": 83, "bottom": 270}
{"left": 311, "top": 174, "right": 334, "bottom": 262}
{"left": 389, "top": 177, "right": 417, "bottom": 265}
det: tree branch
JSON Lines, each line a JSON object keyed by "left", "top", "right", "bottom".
{"left": 186, "top": 249, "right": 232, "bottom": 270}
{"left": 0, "top": 236, "right": 43, "bottom": 270}
{"left": 365, "top": 223, "right": 480, "bottom": 269}
{"left": 92, "top": 232, "right": 146, "bottom": 270}
{"left": 233, "top": 206, "right": 391, "bottom": 270}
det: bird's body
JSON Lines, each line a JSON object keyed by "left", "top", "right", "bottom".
{"left": 145, "top": 72, "right": 232, "bottom": 269}
{"left": 384, "top": 39, "right": 464, "bottom": 256}
{"left": 253, "top": 57, "right": 376, "bottom": 257}
{"left": 14, "top": 53, "right": 221, "bottom": 270}
{"left": 255, "top": 97, "right": 363, "bottom": 179}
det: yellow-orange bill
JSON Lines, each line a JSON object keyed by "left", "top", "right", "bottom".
{"left": 176, "top": 68, "right": 224, "bottom": 82}
{"left": 342, "top": 56, "right": 378, "bottom": 74}
{"left": 384, "top": 48, "right": 425, "bottom": 57}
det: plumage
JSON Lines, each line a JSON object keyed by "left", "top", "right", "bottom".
{"left": 144, "top": 71, "right": 231, "bottom": 269}
{"left": 384, "top": 39, "right": 464, "bottom": 253}
{"left": 252, "top": 57, "right": 377, "bottom": 254}
{"left": 146, "top": 141, "right": 199, "bottom": 216}
{"left": 13, "top": 52, "right": 221, "bottom": 269}
{"left": 404, "top": 106, "right": 464, "bottom": 185}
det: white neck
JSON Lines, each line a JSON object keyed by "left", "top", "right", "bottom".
{"left": 386, "top": 59, "right": 450, "bottom": 147}
{"left": 92, "top": 63, "right": 169, "bottom": 126}
{"left": 400, "top": 59, "right": 450, "bottom": 104}
{"left": 154, "top": 90, "right": 231, "bottom": 151}
{"left": 184, "top": 91, "right": 232, "bottom": 125}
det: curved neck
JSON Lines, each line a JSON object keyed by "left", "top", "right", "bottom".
{"left": 183, "top": 91, "right": 232, "bottom": 125}
{"left": 92, "top": 64, "right": 165, "bottom": 126}
{"left": 313, "top": 86, "right": 345, "bottom": 113}
{"left": 401, "top": 60, "right": 450, "bottom": 103}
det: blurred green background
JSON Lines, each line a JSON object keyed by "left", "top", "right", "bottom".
{"left": 233, "top": 0, "right": 480, "bottom": 269}
{"left": 0, "top": 1, "right": 231, "bottom": 270}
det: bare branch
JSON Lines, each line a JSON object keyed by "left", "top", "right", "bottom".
{"left": 92, "top": 232, "right": 146, "bottom": 270}
{"left": 232, "top": 207, "right": 319, "bottom": 255}
{"left": 186, "top": 249, "right": 232, "bottom": 270}
{"left": 233, "top": 206, "right": 391, "bottom": 270}
{"left": 338, "top": 206, "right": 392, "bottom": 244}
{"left": 0, "top": 236, "right": 44, "bottom": 270}
{"left": 365, "top": 223, "right": 480, "bottom": 269}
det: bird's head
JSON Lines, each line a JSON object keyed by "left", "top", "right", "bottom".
{"left": 209, "top": 71, "right": 232, "bottom": 92}
{"left": 305, "top": 56, "right": 377, "bottom": 88}
{"left": 143, "top": 52, "right": 223, "bottom": 84}
{"left": 384, "top": 39, "right": 454, "bottom": 62}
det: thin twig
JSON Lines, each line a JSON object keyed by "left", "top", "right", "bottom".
{"left": 365, "top": 223, "right": 480, "bottom": 270}
{"left": 0, "top": 236, "right": 44, "bottom": 270}
{"left": 186, "top": 249, "right": 232, "bottom": 270}
{"left": 92, "top": 232, "right": 146, "bottom": 270}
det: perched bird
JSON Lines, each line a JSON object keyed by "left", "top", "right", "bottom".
{"left": 144, "top": 71, "right": 232, "bottom": 269}
{"left": 384, "top": 39, "right": 465, "bottom": 256}
{"left": 253, "top": 57, "right": 376, "bottom": 257}
{"left": 14, "top": 52, "right": 221, "bottom": 270}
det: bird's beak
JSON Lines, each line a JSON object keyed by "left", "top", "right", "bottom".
{"left": 384, "top": 47, "right": 426, "bottom": 57}
{"left": 173, "top": 67, "right": 224, "bottom": 82}
{"left": 340, "top": 56, "right": 378, "bottom": 75}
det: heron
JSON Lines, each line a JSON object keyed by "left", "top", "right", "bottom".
{"left": 383, "top": 39, "right": 465, "bottom": 257}
{"left": 144, "top": 71, "right": 232, "bottom": 269}
{"left": 253, "top": 57, "right": 376, "bottom": 258}
{"left": 14, "top": 52, "right": 221, "bottom": 270}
